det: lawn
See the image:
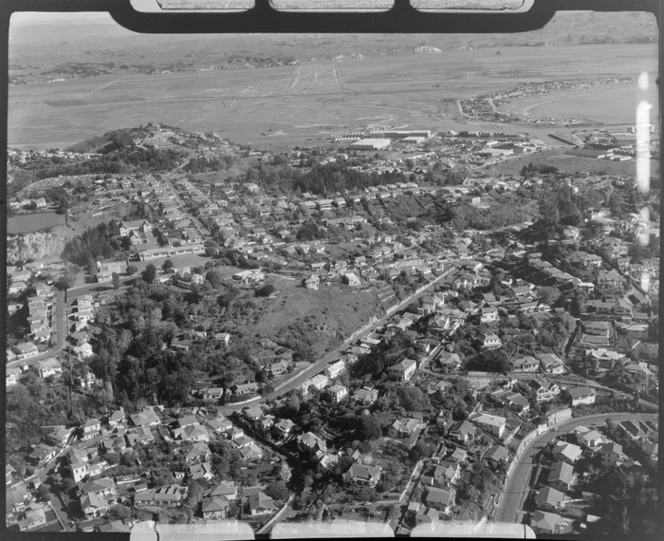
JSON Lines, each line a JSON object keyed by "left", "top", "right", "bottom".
{"left": 8, "top": 211, "right": 66, "bottom": 234}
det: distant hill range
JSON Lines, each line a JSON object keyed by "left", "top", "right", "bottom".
{"left": 9, "top": 12, "right": 657, "bottom": 81}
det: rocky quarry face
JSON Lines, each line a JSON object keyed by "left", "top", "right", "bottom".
{"left": 7, "top": 232, "right": 66, "bottom": 264}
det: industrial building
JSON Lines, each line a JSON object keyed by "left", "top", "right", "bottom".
{"left": 368, "top": 129, "right": 432, "bottom": 139}
{"left": 349, "top": 138, "right": 391, "bottom": 151}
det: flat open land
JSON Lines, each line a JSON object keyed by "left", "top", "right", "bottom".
{"left": 485, "top": 149, "right": 660, "bottom": 178}
{"left": 9, "top": 44, "right": 656, "bottom": 151}
{"left": 7, "top": 211, "right": 66, "bottom": 234}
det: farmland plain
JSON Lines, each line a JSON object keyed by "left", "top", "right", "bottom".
{"left": 8, "top": 43, "right": 657, "bottom": 151}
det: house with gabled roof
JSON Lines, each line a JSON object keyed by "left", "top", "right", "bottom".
{"left": 576, "top": 429, "right": 605, "bottom": 450}
{"left": 202, "top": 496, "right": 229, "bottom": 519}
{"left": 343, "top": 463, "right": 382, "bottom": 488}
{"left": 535, "top": 485, "right": 566, "bottom": 513}
{"left": 539, "top": 353, "right": 565, "bottom": 375}
{"left": 388, "top": 358, "right": 417, "bottom": 382}
{"left": 425, "top": 486, "right": 456, "bottom": 514}
{"left": 433, "top": 461, "right": 461, "bottom": 486}
{"left": 273, "top": 418, "right": 295, "bottom": 439}
{"left": 246, "top": 490, "right": 274, "bottom": 516}
{"left": 599, "top": 442, "right": 625, "bottom": 467}
{"left": 480, "top": 332, "right": 502, "bottom": 350}
{"left": 135, "top": 485, "right": 188, "bottom": 507}
{"left": 486, "top": 445, "right": 510, "bottom": 469}
{"left": 351, "top": 386, "right": 379, "bottom": 406}
{"left": 184, "top": 442, "right": 212, "bottom": 464}
{"left": 448, "top": 420, "right": 476, "bottom": 445}
{"left": 565, "top": 386, "right": 596, "bottom": 407}
{"left": 173, "top": 423, "right": 210, "bottom": 443}
{"left": 512, "top": 355, "right": 540, "bottom": 373}
{"left": 547, "top": 461, "right": 574, "bottom": 492}
{"left": 297, "top": 432, "right": 327, "bottom": 456}
{"left": 129, "top": 409, "right": 161, "bottom": 427}
{"left": 29, "top": 444, "right": 58, "bottom": 466}
{"left": 125, "top": 426, "right": 154, "bottom": 447}
{"left": 530, "top": 510, "right": 565, "bottom": 534}
{"left": 552, "top": 442, "right": 583, "bottom": 464}
{"left": 471, "top": 412, "right": 506, "bottom": 439}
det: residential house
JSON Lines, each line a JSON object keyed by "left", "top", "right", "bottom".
{"left": 565, "top": 387, "right": 596, "bottom": 407}
{"left": 351, "top": 386, "right": 379, "bottom": 406}
{"left": 512, "top": 356, "right": 540, "bottom": 373}
{"left": 480, "top": 332, "right": 502, "bottom": 350}
{"left": 246, "top": 490, "right": 274, "bottom": 516}
{"left": 232, "top": 382, "right": 260, "bottom": 397}
{"left": 547, "top": 461, "right": 575, "bottom": 492}
{"left": 297, "top": 432, "right": 327, "bottom": 456}
{"left": 530, "top": 379, "right": 561, "bottom": 403}
{"left": 125, "top": 427, "right": 155, "bottom": 447}
{"left": 134, "top": 485, "right": 188, "bottom": 507}
{"left": 302, "top": 374, "right": 329, "bottom": 394}
{"left": 535, "top": 486, "right": 566, "bottom": 512}
{"left": 325, "top": 359, "right": 346, "bottom": 380}
{"left": 35, "top": 358, "right": 62, "bottom": 379}
{"left": 342, "top": 272, "right": 361, "bottom": 286}
{"left": 13, "top": 343, "right": 39, "bottom": 360}
{"left": 80, "top": 491, "right": 115, "bottom": 518}
{"left": 530, "top": 510, "right": 565, "bottom": 534}
{"left": 184, "top": 442, "right": 212, "bottom": 464}
{"left": 96, "top": 261, "right": 125, "bottom": 283}
{"left": 539, "top": 353, "right": 566, "bottom": 375}
{"left": 6, "top": 367, "right": 21, "bottom": 387}
{"left": 273, "top": 418, "right": 295, "bottom": 439}
{"left": 471, "top": 413, "right": 506, "bottom": 439}
{"left": 552, "top": 442, "right": 583, "bottom": 464}
{"left": 433, "top": 461, "right": 461, "bottom": 486}
{"left": 599, "top": 442, "right": 625, "bottom": 467}
{"left": 449, "top": 448, "right": 468, "bottom": 464}
{"left": 586, "top": 348, "right": 625, "bottom": 371}
{"left": 328, "top": 384, "right": 348, "bottom": 404}
{"left": 173, "top": 424, "right": 210, "bottom": 443}
{"left": 480, "top": 304, "right": 499, "bottom": 324}
{"left": 201, "top": 387, "right": 224, "bottom": 401}
{"left": 343, "top": 463, "right": 382, "bottom": 488}
{"left": 448, "top": 420, "right": 476, "bottom": 445}
{"left": 425, "top": 487, "right": 456, "bottom": 514}
{"left": 486, "top": 445, "right": 510, "bottom": 470}
{"left": 43, "top": 426, "right": 75, "bottom": 447}
{"left": 437, "top": 352, "right": 462, "bottom": 371}
{"left": 81, "top": 418, "right": 102, "bottom": 441}
{"left": 29, "top": 444, "right": 58, "bottom": 466}
{"left": 388, "top": 358, "right": 417, "bottom": 382}
{"left": 502, "top": 392, "right": 530, "bottom": 414}
{"left": 577, "top": 429, "right": 605, "bottom": 450}
{"left": 391, "top": 417, "right": 425, "bottom": 439}
{"left": 207, "top": 481, "right": 237, "bottom": 501}
{"left": 201, "top": 497, "right": 229, "bottom": 519}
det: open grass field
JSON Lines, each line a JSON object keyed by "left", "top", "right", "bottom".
{"left": 484, "top": 148, "right": 660, "bottom": 178}
{"left": 7, "top": 211, "right": 66, "bottom": 234}
{"left": 242, "top": 276, "right": 383, "bottom": 355}
{"left": 9, "top": 43, "right": 656, "bottom": 151}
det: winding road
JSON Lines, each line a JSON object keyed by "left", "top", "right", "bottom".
{"left": 494, "top": 412, "right": 658, "bottom": 525}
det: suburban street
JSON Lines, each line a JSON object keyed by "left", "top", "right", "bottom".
{"left": 220, "top": 266, "right": 457, "bottom": 413}
{"left": 494, "top": 412, "right": 658, "bottom": 525}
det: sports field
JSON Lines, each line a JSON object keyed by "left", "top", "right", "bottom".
{"left": 8, "top": 43, "right": 657, "bottom": 151}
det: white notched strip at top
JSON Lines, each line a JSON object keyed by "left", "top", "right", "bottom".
{"left": 271, "top": 0, "right": 395, "bottom": 10}
{"left": 412, "top": 0, "right": 533, "bottom": 12}
{"left": 136, "top": 0, "right": 535, "bottom": 12}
